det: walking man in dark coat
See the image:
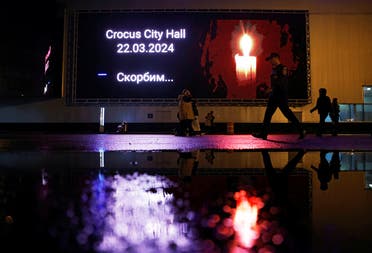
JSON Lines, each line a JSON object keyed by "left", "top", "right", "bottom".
{"left": 253, "top": 52, "right": 305, "bottom": 140}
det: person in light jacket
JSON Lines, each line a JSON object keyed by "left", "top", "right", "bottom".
{"left": 177, "top": 89, "right": 195, "bottom": 136}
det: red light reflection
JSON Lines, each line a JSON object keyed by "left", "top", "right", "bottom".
{"left": 233, "top": 190, "right": 262, "bottom": 248}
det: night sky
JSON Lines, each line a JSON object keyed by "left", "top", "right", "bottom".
{"left": 0, "top": 1, "right": 64, "bottom": 98}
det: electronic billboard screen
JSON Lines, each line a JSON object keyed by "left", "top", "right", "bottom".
{"left": 65, "top": 10, "right": 310, "bottom": 105}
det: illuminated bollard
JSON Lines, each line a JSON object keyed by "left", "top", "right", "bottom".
{"left": 122, "top": 122, "right": 128, "bottom": 133}
{"left": 99, "top": 107, "right": 105, "bottom": 133}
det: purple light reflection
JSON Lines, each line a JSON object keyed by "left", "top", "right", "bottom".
{"left": 41, "top": 168, "right": 48, "bottom": 186}
{"left": 93, "top": 173, "right": 193, "bottom": 253}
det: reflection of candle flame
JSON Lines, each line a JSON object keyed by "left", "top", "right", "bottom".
{"left": 235, "top": 34, "right": 256, "bottom": 83}
{"left": 233, "top": 190, "right": 259, "bottom": 248}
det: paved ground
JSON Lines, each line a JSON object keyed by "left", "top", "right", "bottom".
{"left": 0, "top": 133, "right": 371, "bottom": 151}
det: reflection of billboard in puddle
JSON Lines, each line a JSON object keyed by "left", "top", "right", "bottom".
{"left": 0, "top": 149, "right": 313, "bottom": 252}
{"left": 89, "top": 173, "right": 193, "bottom": 252}
{"left": 73, "top": 168, "right": 311, "bottom": 253}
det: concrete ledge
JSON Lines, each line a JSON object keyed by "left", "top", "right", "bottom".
{"left": 0, "top": 122, "right": 371, "bottom": 135}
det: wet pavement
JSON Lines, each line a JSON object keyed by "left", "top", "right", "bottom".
{"left": 0, "top": 133, "right": 371, "bottom": 151}
{"left": 0, "top": 133, "right": 372, "bottom": 253}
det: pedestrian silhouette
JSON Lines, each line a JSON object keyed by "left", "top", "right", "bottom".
{"left": 252, "top": 52, "right": 305, "bottom": 140}
{"left": 204, "top": 149, "right": 215, "bottom": 164}
{"left": 263, "top": 150, "right": 305, "bottom": 178}
{"left": 262, "top": 149, "right": 305, "bottom": 208}
{"left": 311, "top": 151, "right": 332, "bottom": 191}
{"left": 177, "top": 150, "right": 199, "bottom": 182}
{"left": 330, "top": 151, "right": 341, "bottom": 180}
{"left": 191, "top": 98, "right": 201, "bottom": 135}
{"left": 260, "top": 150, "right": 307, "bottom": 252}
{"left": 310, "top": 88, "right": 331, "bottom": 136}
{"left": 204, "top": 111, "right": 215, "bottom": 134}
{"left": 177, "top": 89, "right": 195, "bottom": 136}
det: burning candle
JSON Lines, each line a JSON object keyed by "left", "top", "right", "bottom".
{"left": 235, "top": 34, "right": 256, "bottom": 83}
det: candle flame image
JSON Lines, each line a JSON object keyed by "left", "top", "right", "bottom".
{"left": 233, "top": 190, "right": 260, "bottom": 248}
{"left": 235, "top": 34, "right": 257, "bottom": 83}
{"left": 240, "top": 34, "right": 253, "bottom": 56}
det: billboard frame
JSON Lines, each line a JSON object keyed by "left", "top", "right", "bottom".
{"left": 64, "top": 9, "right": 311, "bottom": 106}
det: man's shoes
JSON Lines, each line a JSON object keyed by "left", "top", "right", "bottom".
{"left": 252, "top": 132, "right": 267, "bottom": 140}
{"left": 298, "top": 130, "right": 306, "bottom": 139}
